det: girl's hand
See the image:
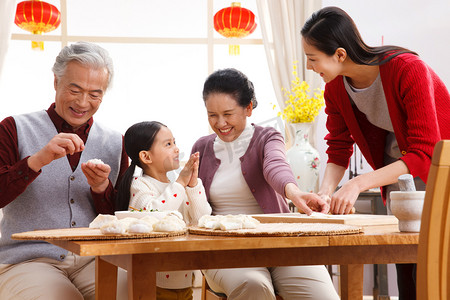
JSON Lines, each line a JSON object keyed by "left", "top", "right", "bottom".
{"left": 187, "top": 152, "right": 199, "bottom": 187}
{"left": 176, "top": 153, "right": 198, "bottom": 187}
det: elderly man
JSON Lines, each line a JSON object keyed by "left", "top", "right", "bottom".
{"left": 0, "top": 42, "right": 128, "bottom": 299}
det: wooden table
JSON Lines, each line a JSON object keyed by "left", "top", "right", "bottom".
{"left": 43, "top": 224, "right": 418, "bottom": 300}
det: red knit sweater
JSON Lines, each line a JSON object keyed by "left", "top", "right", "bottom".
{"left": 323, "top": 53, "right": 450, "bottom": 184}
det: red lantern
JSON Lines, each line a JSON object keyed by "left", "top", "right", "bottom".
{"left": 214, "top": 2, "right": 257, "bottom": 55}
{"left": 15, "top": 0, "right": 61, "bottom": 50}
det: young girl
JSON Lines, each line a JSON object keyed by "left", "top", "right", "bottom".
{"left": 116, "top": 121, "right": 211, "bottom": 300}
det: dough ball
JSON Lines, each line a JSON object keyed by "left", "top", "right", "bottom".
{"left": 87, "top": 158, "right": 104, "bottom": 165}
{"left": 89, "top": 214, "right": 118, "bottom": 229}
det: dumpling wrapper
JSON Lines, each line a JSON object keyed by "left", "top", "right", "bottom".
{"left": 219, "top": 221, "right": 242, "bottom": 230}
{"left": 89, "top": 214, "right": 118, "bottom": 229}
{"left": 127, "top": 219, "right": 154, "bottom": 233}
{"left": 198, "top": 214, "right": 260, "bottom": 230}
{"left": 198, "top": 215, "right": 215, "bottom": 227}
{"left": 153, "top": 215, "right": 186, "bottom": 232}
{"left": 139, "top": 216, "right": 160, "bottom": 227}
{"left": 240, "top": 215, "right": 260, "bottom": 229}
{"left": 100, "top": 220, "right": 127, "bottom": 234}
{"left": 198, "top": 215, "right": 222, "bottom": 229}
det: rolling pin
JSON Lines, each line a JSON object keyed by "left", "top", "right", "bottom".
{"left": 398, "top": 174, "right": 416, "bottom": 192}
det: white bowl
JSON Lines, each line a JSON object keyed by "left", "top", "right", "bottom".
{"left": 114, "top": 210, "right": 168, "bottom": 220}
{"left": 390, "top": 191, "right": 425, "bottom": 232}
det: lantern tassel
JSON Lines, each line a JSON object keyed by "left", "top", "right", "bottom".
{"left": 32, "top": 31, "right": 44, "bottom": 51}
{"left": 31, "top": 41, "right": 44, "bottom": 51}
{"left": 229, "top": 45, "right": 240, "bottom": 56}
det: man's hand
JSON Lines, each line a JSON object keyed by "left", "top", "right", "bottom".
{"left": 27, "top": 133, "right": 85, "bottom": 172}
{"left": 81, "top": 162, "right": 111, "bottom": 194}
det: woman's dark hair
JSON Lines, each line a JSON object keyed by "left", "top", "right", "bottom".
{"left": 202, "top": 68, "right": 258, "bottom": 109}
{"left": 301, "top": 6, "right": 417, "bottom": 65}
{"left": 115, "top": 121, "right": 166, "bottom": 211}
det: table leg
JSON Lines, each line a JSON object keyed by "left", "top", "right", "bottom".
{"left": 340, "top": 264, "right": 364, "bottom": 300}
{"left": 95, "top": 257, "right": 118, "bottom": 300}
{"left": 127, "top": 254, "right": 157, "bottom": 300}
{"left": 374, "top": 264, "right": 390, "bottom": 299}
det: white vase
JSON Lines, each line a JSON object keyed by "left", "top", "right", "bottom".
{"left": 286, "top": 122, "right": 320, "bottom": 193}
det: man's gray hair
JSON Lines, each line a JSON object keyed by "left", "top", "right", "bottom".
{"left": 52, "top": 41, "right": 114, "bottom": 90}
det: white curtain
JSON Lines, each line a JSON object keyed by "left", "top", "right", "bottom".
{"left": 256, "top": 0, "right": 322, "bottom": 146}
{"left": 0, "top": 0, "right": 16, "bottom": 83}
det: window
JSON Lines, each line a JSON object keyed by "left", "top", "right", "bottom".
{"left": 2, "top": 0, "right": 277, "bottom": 158}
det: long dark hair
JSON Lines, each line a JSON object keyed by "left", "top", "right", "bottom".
{"left": 115, "top": 121, "right": 166, "bottom": 211}
{"left": 301, "top": 6, "right": 417, "bottom": 65}
{"left": 203, "top": 68, "right": 258, "bottom": 109}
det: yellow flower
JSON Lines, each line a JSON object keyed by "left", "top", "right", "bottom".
{"left": 278, "top": 62, "right": 324, "bottom": 123}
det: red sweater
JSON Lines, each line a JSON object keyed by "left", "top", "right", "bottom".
{"left": 324, "top": 53, "right": 450, "bottom": 185}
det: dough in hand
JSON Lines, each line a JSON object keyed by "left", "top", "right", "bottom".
{"left": 87, "top": 158, "right": 104, "bottom": 165}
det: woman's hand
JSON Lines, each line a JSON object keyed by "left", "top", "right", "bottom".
{"left": 328, "top": 160, "right": 411, "bottom": 214}
{"left": 329, "top": 180, "right": 360, "bottom": 214}
{"left": 285, "top": 183, "right": 330, "bottom": 215}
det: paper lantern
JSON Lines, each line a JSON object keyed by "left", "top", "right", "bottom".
{"left": 214, "top": 2, "right": 257, "bottom": 55}
{"left": 15, "top": 0, "right": 61, "bottom": 50}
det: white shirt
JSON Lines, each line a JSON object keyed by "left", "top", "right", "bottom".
{"left": 344, "top": 75, "right": 401, "bottom": 159}
{"left": 210, "top": 124, "right": 264, "bottom": 215}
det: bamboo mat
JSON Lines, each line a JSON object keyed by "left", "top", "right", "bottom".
{"left": 11, "top": 227, "right": 187, "bottom": 241}
{"left": 189, "top": 223, "right": 363, "bottom": 237}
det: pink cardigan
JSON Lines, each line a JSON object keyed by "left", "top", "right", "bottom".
{"left": 191, "top": 125, "right": 292, "bottom": 214}
{"left": 324, "top": 53, "right": 450, "bottom": 188}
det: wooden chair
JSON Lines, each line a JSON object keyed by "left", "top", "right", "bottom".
{"left": 201, "top": 274, "right": 283, "bottom": 300}
{"left": 417, "top": 140, "right": 450, "bottom": 299}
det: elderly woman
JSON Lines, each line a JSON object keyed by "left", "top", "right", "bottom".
{"left": 191, "top": 68, "right": 339, "bottom": 300}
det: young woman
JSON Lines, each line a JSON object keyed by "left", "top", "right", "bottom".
{"left": 116, "top": 121, "right": 212, "bottom": 300}
{"left": 301, "top": 6, "right": 450, "bottom": 299}
{"left": 191, "top": 68, "right": 338, "bottom": 300}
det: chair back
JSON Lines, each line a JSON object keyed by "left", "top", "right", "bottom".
{"left": 417, "top": 140, "right": 450, "bottom": 299}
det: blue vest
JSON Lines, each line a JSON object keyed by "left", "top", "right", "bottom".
{"left": 0, "top": 110, "right": 122, "bottom": 264}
